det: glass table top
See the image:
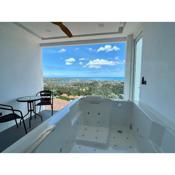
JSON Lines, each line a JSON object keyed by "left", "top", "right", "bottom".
{"left": 17, "top": 96, "right": 41, "bottom": 102}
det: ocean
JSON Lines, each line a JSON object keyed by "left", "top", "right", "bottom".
{"left": 45, "top": 77, "right": 124, "bottom": 81}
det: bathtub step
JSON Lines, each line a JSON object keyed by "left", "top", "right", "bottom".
{"left": 76, "top": 125, "right": 109, "bottom": 148}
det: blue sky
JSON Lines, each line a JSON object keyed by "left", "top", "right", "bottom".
{"left": 42, "top": 42, "right": 126, "bottom": 78}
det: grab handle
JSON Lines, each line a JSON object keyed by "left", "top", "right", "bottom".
{"left": 24, "top": 125, "right": 56, "bottom": 153}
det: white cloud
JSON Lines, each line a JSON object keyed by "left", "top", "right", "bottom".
{"left": 58, "top": 48, "right": 66, "bottom": 53}
{"left": 79, "top": 57, "right": 85, "bottom": 61}
{"left": 88, "top": 48, "right": 94, "bottom": 51}
{"left": 79, "top": 62, "right": 83, "bottom": 65}
{"left": 65, "top": 57, "right": 76, "bottom": 65}
{"left": 97, "top": 45, "right": 120, "bottom": 52}
{"left": 85, "top": 58, "right": 119, "bottom": 69}
{"left": 65, "top": 62, "right": 73, "bottom": 65}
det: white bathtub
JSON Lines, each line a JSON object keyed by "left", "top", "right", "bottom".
{"left": 3, "top": 96, "right": 175, "bottom": 153}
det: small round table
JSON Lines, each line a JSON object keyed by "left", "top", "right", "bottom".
{"left": 17, "top": 96, "right": 43, "bottom": 128}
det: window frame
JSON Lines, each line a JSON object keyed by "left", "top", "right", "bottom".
{"left": 132, "top": 32, "right": 143, "bottom": 102}
{"left": 41, "top": 37, "right": 128, "bottom": 101}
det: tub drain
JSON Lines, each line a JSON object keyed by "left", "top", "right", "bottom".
{"left": 117, "top": 130, "right": 123, "bottom": 134}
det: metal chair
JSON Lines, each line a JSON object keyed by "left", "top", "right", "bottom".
{"left": 0, "top": 104, "right": 27, "bottom": 134}
{"left": 35, "top": 90, "right": 54, "bottom": 115}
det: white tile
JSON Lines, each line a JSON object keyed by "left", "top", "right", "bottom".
{"left": 71, "top": 125, "right": 139, "bottom": 153}
{"left": 76, "top": 125, "right": 109, "bottom": 145}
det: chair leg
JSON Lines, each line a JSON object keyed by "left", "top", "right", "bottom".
{"left": 40, "top": 115, "right": 43, "bottom": 122}
{"left": 51, "top": 104, "right": 53, "bottom": 115}
{"left": 22, "top": 118, "right": 27, "bottom": 134}
{"left": 33, "top": 102, "right": 37, "bottom": 119}
{"left": 15, "top": 118, "right": 19, "bottom": 128}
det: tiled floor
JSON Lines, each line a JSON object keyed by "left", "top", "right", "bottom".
{"left": 71, "top": 125, "right": 139, "bottom": 153}
{"left": 108, "top": 126, "right": 139, "bottom": 152}
{"left": 76, "top": 125, "right": 109, "bottom": 147}
{"left": 0, "top": 110, "right": 57, "bottom": 152}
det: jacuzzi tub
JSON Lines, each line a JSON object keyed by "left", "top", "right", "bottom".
{"left": 3, "top": 96, "right": 175, "bottom": 153}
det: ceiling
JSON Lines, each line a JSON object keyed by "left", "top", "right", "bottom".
{"left": 15, "top": 22, "right": 142, "bottom": 47}
{"left": 17, "top": 22, "right": 139, "bottom": 39}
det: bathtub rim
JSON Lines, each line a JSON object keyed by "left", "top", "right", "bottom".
{"left": 2, "top": 98, "right": 81, "bottom": 153}
{"left": 3, "top": 96, "right": 175, "bottom": 153}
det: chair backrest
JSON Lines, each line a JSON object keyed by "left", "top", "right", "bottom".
{"left": 0, "top": 104, "right": 15, "bottom": 123}
{"left": 39, "top": 90, "right": 52, "bottom": 97}
{"left": 37, "top": 90, "right": 53, "bottom": 104}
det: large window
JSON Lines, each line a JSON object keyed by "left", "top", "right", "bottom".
{"left": 42, "top": 42, "right": 126, "bottom": 110}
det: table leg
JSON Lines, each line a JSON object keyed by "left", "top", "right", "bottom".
{"left": 33, "top": 101, "right": 37, "bottom": 119}
{"left": 29, "top": 102, "right": 33, "bottom": 128}
{"left": 19, "top": 101, "right": 43, "bottom": 128}
{"left": 32, "top": 101, "right": 43, "bottom": 121}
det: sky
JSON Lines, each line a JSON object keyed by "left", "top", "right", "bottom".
{"left": 42, "top": 42, "right": 126, "bottom": 78}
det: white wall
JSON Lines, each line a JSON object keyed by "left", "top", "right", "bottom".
{"left": 139, "top": 23, "right": 175, "bottom": 125}
{"left": 0, "top": 23, "right": 43, "bottom": 132}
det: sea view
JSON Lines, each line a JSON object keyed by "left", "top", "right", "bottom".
{"left": 44, "top": 76, "right": 124, "bottom": 82}
{"left": 42, "top": 42, "right": 126, "bottom": 101}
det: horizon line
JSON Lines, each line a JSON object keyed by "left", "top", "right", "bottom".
{"left": 44, "top": 76, "right": 125, "bottom": 78}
